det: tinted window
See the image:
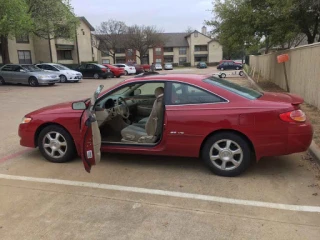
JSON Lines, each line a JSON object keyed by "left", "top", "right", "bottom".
{"left": 203, "top": 77, "right": 263, "bottom": 100}
{"left": 1, "top": 65, "right": 14, "bottom": 71}
{"left": 170, "top": 82, "right": 225, "bottom": 105}
{"left": 86, "top": 64, "right": 94, "bottom": 69}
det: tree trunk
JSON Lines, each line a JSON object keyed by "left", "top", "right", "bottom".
{"left": 265, "top": 35, "right": 270, "bottom": 54}
{"left": 0, "top": 35, "right": 11, "bottom": 64}
{"left": 112, "top": 54, "right": 116, "bottom": 64}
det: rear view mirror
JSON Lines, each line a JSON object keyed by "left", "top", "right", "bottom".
{"left": 134, "top": 89, "right": 141, "bottom": 96}
{"left": 72, "top": 102, "right": 86, "bottom": 110}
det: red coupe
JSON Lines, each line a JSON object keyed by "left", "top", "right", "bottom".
{"left": 18, "top": 74, "right": 313, "bottom": 177}
{"left": 103, "top": 64, "right": 125, "bottom": 78}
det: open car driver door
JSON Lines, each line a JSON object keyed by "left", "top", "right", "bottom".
{"left": 79, "top": 85, "right": 103, "bottom": 173}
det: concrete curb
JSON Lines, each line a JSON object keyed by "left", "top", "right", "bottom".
{"left": 243, "top": 67, "right": 320, "bottom": 166}
{"left": 309, "top": 141, "right": 320, "bottom": 165}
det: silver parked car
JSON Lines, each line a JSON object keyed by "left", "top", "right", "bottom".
{"left": 164, "top": 63, "right": 173, "bottom": 70}
{"left": 155, "top": 63, "right": 163, "bottom": 70}
{"left": 0, "top": 64, "right": 59, "bottom": 86}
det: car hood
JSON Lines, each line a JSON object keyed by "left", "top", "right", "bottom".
{"left": 258, "top": 92, "right": 304, "bottom": 105}
{"left": 26, "top": 99, "right": 88, "bottom": 116}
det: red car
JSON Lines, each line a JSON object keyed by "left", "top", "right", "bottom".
{"left": 103, "top": 64, "right": 125, "bottom": 78}
{"left": 141, "top": 64, "right": 151, "bottom": 72}
{"left": 18, "top": 74, "right": 313, "bottom": 177}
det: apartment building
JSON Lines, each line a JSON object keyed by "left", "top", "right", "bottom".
{"left": 0, "top": 17, "right": 97, "bottom": 65}
{"left": 99, "top": 27, "right": 223, "bottom": 66}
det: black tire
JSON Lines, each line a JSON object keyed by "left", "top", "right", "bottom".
{"left": 220, "top": 73, "right": 226, "bottom": 78}
{"left": 109, "top": 72, "right": 114, "bottom": 78}
{"left": 60, "top": 75, "right": 67, "bottom": 83}
{"left": 93, "top": 73, "right": 100, "bottom": 79}
{"left": 125, "top": 70, "right": 128, "bottom": 76}
{"left": 116, "top": 76, "right": 121, "bottom": 78}
{"left": 29, "top": 77, "right": 39, "bottom": 87}
{"left": 0, "top": 76, "right": 5, "bottom": 85}
{"left": 201, "top": 132, "right": 251, "bottom": 177}
{"left": 38, "top": 125, "right": 76, "bottom": 163}
{"left": 239, "top": 71, "right": 244, "bottom": 76}
{"left": 48, "top": 83, "right": 55, "bottom": 86}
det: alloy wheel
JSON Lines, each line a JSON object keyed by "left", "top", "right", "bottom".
{"left": 60, "top": 75, "right": 67, "bottom": 83}
{"left": 209, "top": 139, "right": 243, "bottom": 171}
{"left": 93, "top": 73, "right": 99, "bottom": 79}
{"left": 42, "top": 131, "right": 68, "bottom": 159}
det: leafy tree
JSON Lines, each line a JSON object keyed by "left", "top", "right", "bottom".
{"left": 0, "top": 0, "right": 32, "bottom": 63}
{"left": 95, "top": 20, "right": 127, "bottom": 64}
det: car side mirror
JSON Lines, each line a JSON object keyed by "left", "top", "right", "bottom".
{"left": 134, "top": 89, "right": 141, "bottom": 96}
{"left": 72, "top": 102, "right": 86, "bottom": 110}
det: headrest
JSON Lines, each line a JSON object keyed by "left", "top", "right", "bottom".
{"left": 154, "top": 87, "right": 164, "bottom": 97}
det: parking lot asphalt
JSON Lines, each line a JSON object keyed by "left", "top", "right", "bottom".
{"left": 0, "top": 67, "right": 320, "bottom": 240}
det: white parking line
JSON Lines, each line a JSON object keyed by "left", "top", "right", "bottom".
{"left": 1, "top": 173, "right": 320, "bottom": 213}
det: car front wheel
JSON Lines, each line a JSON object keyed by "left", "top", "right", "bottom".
{"left": 29, "top": 77, "right": 39, "bottom": 87}
{"left": 93, "top": 73, "right": 100, "bottom": 79}
{"left": 38, "top": 125, "right": 76, "bottom": 163}
{"left": 202, "top": 132, "right": 251, "bottom": 177}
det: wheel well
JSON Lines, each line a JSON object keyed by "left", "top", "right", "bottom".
{"left": 28, "top": 76, "right": 37, "bottom": 81}
{"left": 34, "top": 122, "right": 74, "bottom": 147}
{"left": 199, "top": 129, "right": 256, "bottom": 158}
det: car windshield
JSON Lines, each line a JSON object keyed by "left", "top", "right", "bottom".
{"left": 53, "top": 64, "right": 69, "bottom": 70}
{"left": 203, "top": 76, "right": 263, "bottom": 100}
{"left": 22, "top": 65, "right": 42, "bottom": 72}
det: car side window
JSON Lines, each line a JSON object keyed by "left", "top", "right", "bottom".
{"left": 137, "top": 82, "right": 165, "bottom": 96}
{"left": 86, "top": 64, "right": 94, "bottom": 69}
{"left": 1, "top": 65, "right": 13, "bottom": 71}
{"left": 170, "top": 82, "right": 225, "bottom": 105}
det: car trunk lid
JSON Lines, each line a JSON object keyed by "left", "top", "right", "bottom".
{"left": 258, "top": 92, "right": 304, "bottom": 107}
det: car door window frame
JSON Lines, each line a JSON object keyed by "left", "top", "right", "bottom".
{"left": 165, "top": 81, "right": 229, "bottom": 106}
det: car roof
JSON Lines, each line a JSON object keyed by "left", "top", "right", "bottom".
{"left": 125, "top": 73, "right": 209, "bottom": 84}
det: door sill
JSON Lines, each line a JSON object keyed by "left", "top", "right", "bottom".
{"left": 101, "top": 140, "right": 159, "bottom": 147}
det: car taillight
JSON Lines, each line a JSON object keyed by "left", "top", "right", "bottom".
{"left": 279, "top": 110, "right": 306, "bottom": 123}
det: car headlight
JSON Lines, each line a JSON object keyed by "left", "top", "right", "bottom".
{"left": 21, "top": 117, "right": 32, "bottom": 124}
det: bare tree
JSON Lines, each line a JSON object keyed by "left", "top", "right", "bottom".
{"left": 185, "top": 26, "right": 194, "bottom": 34}
{"left": 124, "top": 25, "right": 165, "bottom": 64}
{"left": 95, "top": 19, "right": 127, "bottom": 63}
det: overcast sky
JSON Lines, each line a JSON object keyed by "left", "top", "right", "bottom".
{"left": 71, "top": 0, "right": 213, "bottom": 33}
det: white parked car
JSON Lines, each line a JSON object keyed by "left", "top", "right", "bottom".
{"left": 164, "top": 63, "right": 173, "bottom": 70}
{"left": 36, "top": 63, "right": 82, "bottom": 83}
{"left": 155, "top": 63, "right": 163, "bottom": 70}
{"left": 113, "top": 64, "right": 136, "bottom": 75}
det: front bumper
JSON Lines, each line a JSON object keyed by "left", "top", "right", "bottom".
{"left": 68, "top": 75, "right": 82, "bottom": 81}
{"left": 18, "top": 123, "right": 36, "bottom": 148}
{"left": 38, "top": 78, "right": 60, "bottom": 85}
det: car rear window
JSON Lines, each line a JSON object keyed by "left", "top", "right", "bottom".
{"left": 203, "top": 76, "right": 263, "bottom": 100}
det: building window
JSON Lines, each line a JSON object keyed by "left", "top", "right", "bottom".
{"left": 115, "top": 48, "right": 125, "bottom": 53}
{"left": 179, "top": 57, "right": 187, "bottom": 65}
{"left": 155, "top": 58, "right": 162, "bottom": 63}
{"left": 101, "top": 50, "right": 110, "bottom": 57}
{"left": 179, "top": 47, "right": 187, "bottom": 55}
{"left": 57, "top": 50, "right": 72, "bottom": 60}
{"left": 102, "top": 59, "right": 110, "bottom": 64}
{"left": 164, "top": 56, "right": 173, "bottom": 63}
{"left": 164, "top": 47, "right": 173, "bottom": 52}
{"left": 127, "top": 49, "right": 133, "bottom": 56}
{"left": 18, "top": 50, "right": 32, "bottom": 64}
{"left": 194, "top": 45, "right": 208, "bottom": 51}
{"left": 195, "top": 56, "right": 208, "bottom": 62}
{"left": 155, "top": 47, "right": 162, "bottom": 56}
{"left": 16, "top": 34, "right": 29, "bottom": 43}
{"left": 116, "top": 57, "right": 126, "bottom": 63}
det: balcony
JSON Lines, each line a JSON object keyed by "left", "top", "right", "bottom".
{"left": 55, "top": 38, "right": 75, "bottom": 46}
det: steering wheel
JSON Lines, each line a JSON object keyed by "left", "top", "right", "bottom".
{"left": 116, "top": 97, "right": 130, "bottom": 119}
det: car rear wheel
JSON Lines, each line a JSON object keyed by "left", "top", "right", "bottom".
{"left": 38, "top": 125, "right": 76, "bottom": 163}
{"left": 220, "top": 67, "right": 224, "bottom": 71}
{"left": 124, "top": 70, "right": 128, "bottom": 76}
{"left": 93, "top": 73, "right": 100, "bottom": 79}
{"left": 60, "top": 75, "right": 67, "bottom": 83}
{"left": 109, "top": 72, "right": 114, "bottom": 78}
{"left": 236, "top": 67, "right": 240, "bottom": 70}
{"left": 220, "top": 73, "right": 226, "bottom": 78}
{"left": 239, "top": 71, "right": 244, "bottom": 76}
{"left": 0, "top": 76, "right": 5, "bottom": 85}
{"left": 201, "top": 132, "right": 251, "bottom": 177}
{"left": 29, "top": 77, "right": 39, "bottom": 87}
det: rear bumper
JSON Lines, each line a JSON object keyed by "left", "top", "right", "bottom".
{"left": 286, "top": 122, "right": 313, "bottom": 154}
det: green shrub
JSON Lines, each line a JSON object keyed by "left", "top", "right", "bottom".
{"left": 183, "top": 62, "right": 191, "bottom": 67}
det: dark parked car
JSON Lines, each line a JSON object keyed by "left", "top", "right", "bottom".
{"left": 217, "top": 62, "right": 243, "bottom": 71}
{"left": 197, "top": 62, "right": 207, "bottom": 68}
{"left": 75, "top": 63, "right": 112, "bottom": 79}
